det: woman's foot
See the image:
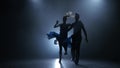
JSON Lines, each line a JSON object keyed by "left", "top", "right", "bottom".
{"left": 59, "top": 59, "right": 61, "bottom": 63}
{"left": 71, "top": 58, "right": 75, "bottom": 61}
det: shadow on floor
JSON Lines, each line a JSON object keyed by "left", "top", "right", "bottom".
{"left": 77, "top": 64, "right": 88, "bottom": 68}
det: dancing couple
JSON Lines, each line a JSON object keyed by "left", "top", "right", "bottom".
{"left": 47, "top": 12, "right": 88, "bottom": 65}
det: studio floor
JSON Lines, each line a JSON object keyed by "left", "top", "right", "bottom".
{"left": 1, "top": 58, "right": 120, "bottom": 68}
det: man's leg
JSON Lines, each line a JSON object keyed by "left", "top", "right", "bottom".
{"left": 75, "top": 39, "right": 81, "bottom": 65}
{"left": 75, "top": 45, "right": 80, "bottom": 64}
{"left": 71, "top": 40, "right": 75, "bottom": 61}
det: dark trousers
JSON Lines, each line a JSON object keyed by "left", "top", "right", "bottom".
{"left": 71, "top": 37, "right": 81, "bottom": 63}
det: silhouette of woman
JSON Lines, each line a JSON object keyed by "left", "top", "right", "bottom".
{"left": 54, "top": 15, "right": 72, "bottom": 62}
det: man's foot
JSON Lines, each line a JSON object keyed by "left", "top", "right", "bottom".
{"left": 75, "top": 60, "right": 79, "bottom": 65}
{"left": 75, "top": 61, "right": 78, "bottom": 65}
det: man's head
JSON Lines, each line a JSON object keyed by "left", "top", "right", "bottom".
{"left": 63, "top": 16, "right": 68, "bottom": 23}
{"left": 75, "top": 13, "right": 80, "bottom": 21}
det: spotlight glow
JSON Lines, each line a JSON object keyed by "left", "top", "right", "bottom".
{"left": 31, "top": 0, "right": 39, "bottom": 3}
{"left": 91, "top": 0, "right": 102, "bottom": 3}
{"left": 29, "top": 0, "right": 43, "bottom": 8}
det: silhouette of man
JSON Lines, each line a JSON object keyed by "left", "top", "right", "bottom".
{"left": 70, "top": 13, "right": 88, "bottom": 65}
{"left": 54, "top": 15, "right": 71, "bottom": 62}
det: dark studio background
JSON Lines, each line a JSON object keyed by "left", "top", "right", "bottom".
{"left": 1, "top": 0, "right": 120, "bottom": 62}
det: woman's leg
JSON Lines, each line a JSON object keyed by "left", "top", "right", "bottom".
{"left": 59, "top": 44, "right": 62, "bottom": 63}
{"left": 63, "top": 42, "right": 67, "bottom": 55}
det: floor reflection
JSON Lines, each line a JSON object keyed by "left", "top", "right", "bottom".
{"left": 54, "top": 58, "right": 64, "bottom": 68}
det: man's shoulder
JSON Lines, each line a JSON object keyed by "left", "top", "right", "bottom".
{"left": 74, "top": 20, "right": 81, "bottom": 24}
{"left": 78, "top": 20, "right": 83, "bottom": 25}
{"left": 78, "top": 20, "right": 82, "bottom": 23}
{"left": 67, "top": 23, "right": 72, "bottom": 26}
